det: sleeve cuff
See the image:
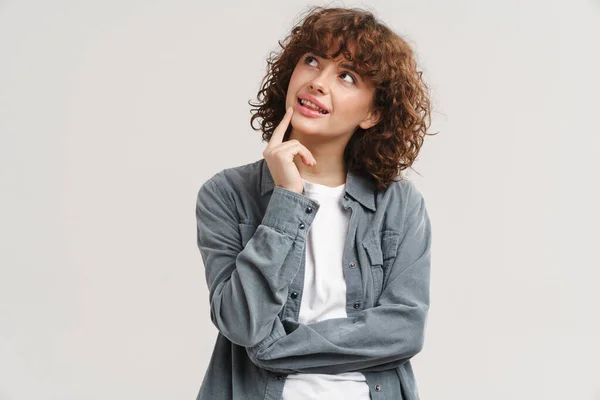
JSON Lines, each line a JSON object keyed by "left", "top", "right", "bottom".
{"left": 261, "top": 185, "right": 320, "bottom": 239}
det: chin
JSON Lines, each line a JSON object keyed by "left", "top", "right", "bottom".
{"left": 290, "top": 121, "right": 324, "bottom": 137}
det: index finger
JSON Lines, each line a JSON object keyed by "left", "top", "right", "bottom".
{"left": 266, "top": 107, "right": 294, "bottom": 149}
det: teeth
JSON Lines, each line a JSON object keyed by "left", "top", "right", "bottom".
{"left": 300, "top": 99, "right": 327, "bottom": 114}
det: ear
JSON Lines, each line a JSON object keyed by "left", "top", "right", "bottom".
{"left": 358, "top": 108, "right": 382, "bottom": 130}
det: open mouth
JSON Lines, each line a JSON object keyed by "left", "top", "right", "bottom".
{"left": 297, "top": 97, "right": 329, "bottom": 115}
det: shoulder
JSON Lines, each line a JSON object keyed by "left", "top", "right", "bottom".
{"left": 201, "top": 158, "right": 262, "bottom": 191}
{"left": 377, "top": 177, "right": 429, "bottom": 236}
{"left": 384, "top": 177, "right": 426, "bottom": 212}
{"left": 197, "top": 158, "right": 264, "bottom": 208}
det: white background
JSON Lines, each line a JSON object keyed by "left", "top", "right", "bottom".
{"left": 1, "top": 0, "right": 599, "bottom": 399}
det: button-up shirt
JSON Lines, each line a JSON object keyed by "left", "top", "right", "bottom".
{"left": 195, "top": 157, "right": 432, "bottom": 399}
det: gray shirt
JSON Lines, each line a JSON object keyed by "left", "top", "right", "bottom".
{"left": 195, "top": 157, "right": 432, "bottom": 400}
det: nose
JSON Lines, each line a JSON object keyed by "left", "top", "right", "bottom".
{"left": 309, "top": 81, "right": 325, "bottom": 94}
{"left": 308, "top": 66, "right": 333, "bottom": 94}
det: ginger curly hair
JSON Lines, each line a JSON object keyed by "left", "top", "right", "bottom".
{"left": 249, "top": 6, "right": 437, "bottom": 191}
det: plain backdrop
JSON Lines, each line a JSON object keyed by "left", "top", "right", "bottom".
{"left": 1, "top": 0, "right": 599, "bottom": 399}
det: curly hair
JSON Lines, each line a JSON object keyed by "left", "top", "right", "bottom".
{"left": 249, "top": 5, "right": 437, "bottom": 191}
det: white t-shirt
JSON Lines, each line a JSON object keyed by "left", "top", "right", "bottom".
{"left": 281, "top": 178, "right": 371, "bottom": 400}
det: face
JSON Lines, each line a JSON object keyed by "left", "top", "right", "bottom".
{"left": 285, "top": 48, "right": 381, "bottom": 140}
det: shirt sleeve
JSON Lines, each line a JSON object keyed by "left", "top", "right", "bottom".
{"left": 245, "top": 190, "right": 432, "bottom": 374}
{"left": 196, "top": 177, "right": 319, "bottom": 348}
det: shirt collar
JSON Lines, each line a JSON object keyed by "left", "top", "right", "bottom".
{"left": 260, "top": 158, "right": 377, "bottom": 212}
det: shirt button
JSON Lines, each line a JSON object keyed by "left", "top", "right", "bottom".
{"left": 375, "top": 384, "right": 381, "bottom": 391}
{"left": 290, "top": 291, "right": 298, "bottom": 299}
{"left": 349, "top": 262, "right": 356, "bottom": 269}
{"left": 353, "top": 302, "right": 361, "bottom": 309}
{"left": 277, "top": 375, "right": 283, "bottom": 381}
{"left": 344, "top": 195, "right": 349, "bottom": 200}
{"left": 305, "top": 206, "right": 313, "bottom": 214}
{"left": 299, "top": 223, "right": 305, "bottom": 229}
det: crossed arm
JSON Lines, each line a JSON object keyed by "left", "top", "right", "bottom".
{"left": 197, "top": 176, "right": 431, "bottom": 374}
{"left": 244, "top": 191, "right": 432, "bottom": 374}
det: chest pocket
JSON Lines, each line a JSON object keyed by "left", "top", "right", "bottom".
{"left": 362, "top": 231, "right": 401, "bottom": 302}
{"left": 238, "top": 223, "right": 258, "bottom": 248}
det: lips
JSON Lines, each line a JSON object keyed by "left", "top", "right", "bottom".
{"left": 296, "top": 97, "right": 329, "bottom": 118}
{"left": 297, "top": 94, "right": 330, "bottom": 114}
{"left": 297, "top": 98, "right": 328, "bottom": 114}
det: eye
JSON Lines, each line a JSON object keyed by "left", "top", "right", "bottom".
{"left": 304, "top": 55, "right": 318, "bottom": 66}
{"left": 340, "top": 71, "right": 356, "bottom": 84}
{"left": 304, "top": 54, "right": 357, "bottom": 85}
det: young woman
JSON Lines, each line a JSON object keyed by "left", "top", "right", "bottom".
{"left": 195, "top": 6, "right": 435, "bottom": 400}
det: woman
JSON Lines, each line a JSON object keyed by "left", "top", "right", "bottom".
{"left": 195, "top": 6, "right": 435, "bottom": 399}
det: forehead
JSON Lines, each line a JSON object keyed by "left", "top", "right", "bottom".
{"left": 309, "top": 39, "right": 359, "bottom": 62}
{"left": 304, "top": 44, "right": 373, "bottom": 85}
{"left": 308, "top": 49, "right": 354, "bottom": 66}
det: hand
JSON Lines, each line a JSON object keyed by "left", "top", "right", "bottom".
{"left": 262, "top": 107, "right": 316, "bottom": 195}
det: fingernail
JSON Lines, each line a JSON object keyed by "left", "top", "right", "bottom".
{"left": 287, "top": 107, "right": 292, "bottom": 114}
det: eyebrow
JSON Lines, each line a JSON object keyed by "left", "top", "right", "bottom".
{"left": 308, "top": 50, "right": 362, "bottom": 78}
{"left": 339, "top": 63, "right": 360, "bottom": 76}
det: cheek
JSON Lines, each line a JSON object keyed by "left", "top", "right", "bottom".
{"left": 285, "top": 79, "right": 298, "bottom": 105}
{"left": 286, "top": 70, "right": 303, "bottom": 97}
{"left": 335, "top": 95, "right": 367, "bottom": 116}
{"left": 288, "top": 65, "right": 305, "bottom": 85}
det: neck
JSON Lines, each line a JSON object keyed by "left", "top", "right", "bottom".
{"left": 289, "top": 130, "right": 349, "bottom": 187}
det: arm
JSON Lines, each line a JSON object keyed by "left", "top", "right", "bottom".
{"left": 196, "top": 177, "right": 318, "bottom": 347}
{"left": 246, "top": 189, "right": 432, "bottom": 374}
